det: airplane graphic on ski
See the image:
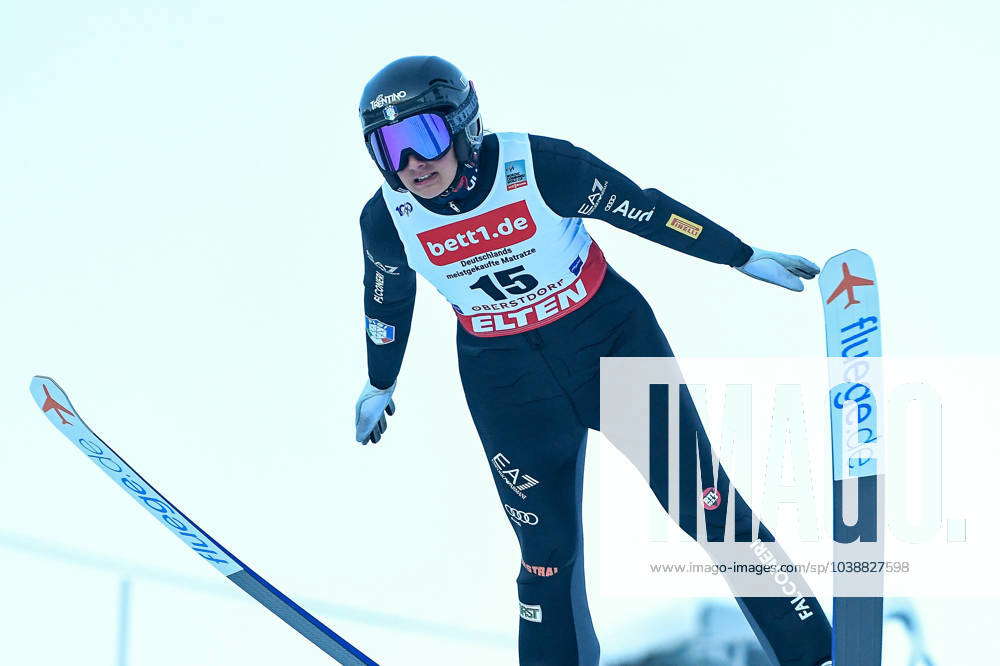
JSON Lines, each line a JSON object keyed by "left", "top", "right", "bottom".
{"left": 41, "top": 384, "right": 75, "bottom": 425}
{"left": 825, "top": 263, "right": 874, "bottom": 308}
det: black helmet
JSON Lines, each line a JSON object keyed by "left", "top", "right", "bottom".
{"left": 359, "top": 56, "right": 483, "bottom": 191}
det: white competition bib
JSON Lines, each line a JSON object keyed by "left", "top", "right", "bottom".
{"left": 382, "top": 132, "right": 606, "bottom": 337}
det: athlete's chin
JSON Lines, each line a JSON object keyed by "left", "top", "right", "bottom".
{"left": 411, "top": 188, "right": 446, "bottom": 199}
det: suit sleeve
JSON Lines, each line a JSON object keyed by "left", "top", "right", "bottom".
{"left": 360, "top": 192, "right": 416, "bottom": 390}
{"left": 528, "top": 134, "right": 753, "bottom": 267}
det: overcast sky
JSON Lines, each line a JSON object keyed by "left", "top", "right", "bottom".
{"left": 2, "top": 1, "right": 998, "bottom": 664}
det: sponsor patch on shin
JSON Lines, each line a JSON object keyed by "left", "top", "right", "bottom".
{"left": 519, "top": 601, "right": 542, "bottom": 623}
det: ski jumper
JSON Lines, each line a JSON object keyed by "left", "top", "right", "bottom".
{"left": 359, "top": 132, "right": 833, "bottom": 666}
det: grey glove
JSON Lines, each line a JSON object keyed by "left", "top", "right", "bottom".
{"left": 354, "top": 381, "right": 396, "bottom": 444}
{"left": 736, "top": 247, "right": 820, "bottom": 291}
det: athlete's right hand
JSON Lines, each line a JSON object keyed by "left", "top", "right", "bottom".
{"left": 736, "top": 247, "right": 820, "bottom": 292}
{"left": 354, "top": 381, "right": 396, "bottom": 444}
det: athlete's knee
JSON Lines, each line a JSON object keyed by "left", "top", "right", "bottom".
{"left": 517, "top": 558, "right": 569, "bottom": 585}
{"left": 515, "top": 527, "right": 582, "bottom": 583}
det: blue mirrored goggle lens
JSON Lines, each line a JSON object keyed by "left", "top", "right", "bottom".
{"left": 368, "top": 113, "right": 451, "bottom": 172}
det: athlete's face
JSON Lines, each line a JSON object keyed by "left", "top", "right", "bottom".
{"left": 398, "top": 145, "right": 458, "bottom": 199}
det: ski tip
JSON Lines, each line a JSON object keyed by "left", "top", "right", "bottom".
{"left": 30, "top": 375, "right": 59, "bottom": 395}
{"left": 30, "top": 376, "right": 83, "bottom": 433}
{"left": 820, "top": 249, "right": 869, "bottom": 273}
{"left": 29, "top": 376, "right": 69, "bottom": 410}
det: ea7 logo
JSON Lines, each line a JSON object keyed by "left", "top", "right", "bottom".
{"left": 491, "top": 452, "right": 539, "bottom": 500}
{"left": 365, "top": 249, "right": 400, "bottom": 275}
{"left": 577, "top": 178, "right": 608, "bottom": 216}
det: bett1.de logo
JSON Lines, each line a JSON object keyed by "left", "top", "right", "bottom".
{"left": 417, "top": 201, "right": 537, "bottom": 266}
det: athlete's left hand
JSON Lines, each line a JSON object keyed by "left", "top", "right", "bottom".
{"left": 736, "top": 247, "right": 820, "bottom": 291}
{"left": 354, "top": 381, "right": 396, "bottom": 444}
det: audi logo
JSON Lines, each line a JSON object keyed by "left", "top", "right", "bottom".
{"left": 504, "top": 504, "right": 539, "bottom": 525}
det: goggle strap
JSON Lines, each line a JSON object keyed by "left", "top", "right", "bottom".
{"left": 446, "top": 82, "right": 479, "bottom": 135}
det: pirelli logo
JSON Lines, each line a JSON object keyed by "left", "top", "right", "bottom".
{"left": 666, "top": 214, "right": 703, "bottom": 239}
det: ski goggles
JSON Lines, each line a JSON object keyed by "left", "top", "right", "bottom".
{"left": 367, "top": 112, "right": 452, "bottom": 173}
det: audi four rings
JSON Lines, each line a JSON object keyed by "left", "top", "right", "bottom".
{"left": 505, "top": 505, "right": 539, "bottom": 525}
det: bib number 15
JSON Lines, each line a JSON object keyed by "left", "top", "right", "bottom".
{"left": 469, "top": 265, "right": 538, "bottom": 301}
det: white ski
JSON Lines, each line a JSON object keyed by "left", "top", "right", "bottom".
{"left": 819, "top": 250, "right": 885, "bottom": 665}
{"left": 29, "top": 376, "right": 377, "bottom": 665}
